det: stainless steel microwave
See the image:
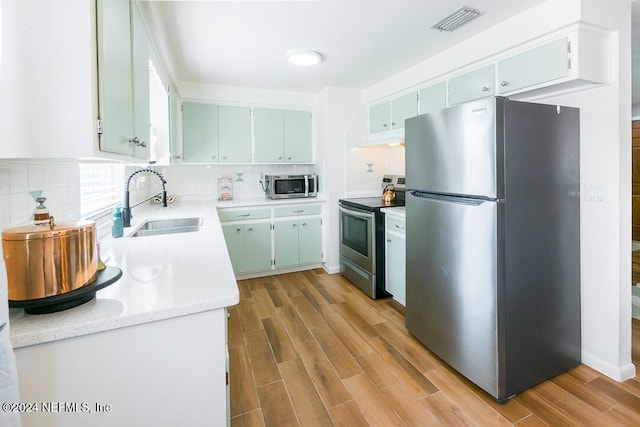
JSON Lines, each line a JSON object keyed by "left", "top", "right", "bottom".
{"left": 264, "top": 174, "right": 318, "bottom": 199}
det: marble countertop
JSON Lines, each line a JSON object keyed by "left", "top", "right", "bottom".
{"left": 9, "top": 200, "right": 239, "bottom": 349}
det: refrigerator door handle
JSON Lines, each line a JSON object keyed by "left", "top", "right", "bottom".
{"left": 410, "top": 191, "right": 496, "bottom": 206}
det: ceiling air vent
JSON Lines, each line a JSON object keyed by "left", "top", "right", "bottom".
{"left": 431, "top": 6, "right": 482, "bottom": 32}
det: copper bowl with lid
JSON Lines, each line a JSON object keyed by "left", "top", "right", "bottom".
{"left": 2, "top": 219, "right": 98, "bottom": 301}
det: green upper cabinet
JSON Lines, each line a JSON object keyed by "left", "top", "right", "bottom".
{"left": 369, "top": 102, "right": 391, "bottom": 133}
{"left": 369, "top": 92, "right": 418, "bottom": 133}
{"left": 218, "top": 105, "right": 251, "bottom": 163}
{"left": 497, "top": 37, "right": 569, "bottom": 95}
{"left": 168, "top": 85, "right": 181, "bottom": 160}
{"left": 254, "top": 108, "right": 284, "bottom": 162}
{"left": 254, "top": 108, "right": 313, "bottom": 163}
{"left": 182, "top": 103, "right": 251, "bottom": 163}
{"left": 182, "top": 103, "right": 219, "bottom": 162}
{"left": 96, "top": 0, "right": 149, "bottom": 159}
{"left": 448, "top": 64, "right": 495, "bottom": 106}
{"left": 419, "top": 82, "right": 446, "bottom": 115}
{"left": 283, "top": 110, "right": 312, "bottom": 163}
{"left": 390, "top": 93, "right": 418, "bottom": 130}
{"left": 131, "top": 5, "right": 150, "bottom": 160}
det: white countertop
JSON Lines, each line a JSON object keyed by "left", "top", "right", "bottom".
{"left": 215, "top": 194, "right": 325, "bottom": 209}
{"left": 9, "top": 200, "right": 239, "bottom": 349}
{"left": 381, "top": 206, "right": 406, "bottom": 218}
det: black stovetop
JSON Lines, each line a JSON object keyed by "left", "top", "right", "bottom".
{"left": 339, "top": 191, "right": 406, "bottom": 212}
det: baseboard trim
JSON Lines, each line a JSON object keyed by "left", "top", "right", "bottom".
{"left": 581, "top": 351, "right": 637, "bottom": 382}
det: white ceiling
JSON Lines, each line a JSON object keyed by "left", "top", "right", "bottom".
{"left": 140, "top": 0, "right": 549, "bottom": 93}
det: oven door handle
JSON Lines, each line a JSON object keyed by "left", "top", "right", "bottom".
{"left": 339, "top": 205, "right": 374, "bottom": 220}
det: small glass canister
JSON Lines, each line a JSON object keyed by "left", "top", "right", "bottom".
{"left": 217, "top": 177, "right": 233, "bottom": 201}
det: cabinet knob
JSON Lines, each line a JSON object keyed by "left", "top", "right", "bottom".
{"left": 174, "top": 154, "right": 183, "bottom": 160}
{"left": 211, "top": 155, "right": 217, "bottom": 160}
{"left": 278, "top": 156, "right": 283, "bottom": 160}
{"left": 383, "top": 123, "right": 388, "bottom": 128}
{"left": 387, "top": 238, "right": 392, "bottom": 243}
{"left": 481, "top": 86, "right": 489, "bottom": 92}
{"left": 222, "top": 155, "right": 227, "bottom": 160}
{"left": 501, "top": 81, "right": 509, "bottom": 87}
{"left": 302, "top": 222, "right": 307, "bottom": 226}
{"left": 248, "top": 227, "right": 253, "bottom": 231}
{"left": 391, "top": 122, "right": 396, "bottom": 126}
{"left": 292, "top": 223, "right": 297, "bottom": 227}
{"left": 394, "top": 224, "right": 405, "bottom": 230}
{"left": 236, "top": 228, "right": 241, "bottom": 232}
{"left": 129, "top": 136, "right": 147, "bottom": 147}
{"left": 287, "top": 156, "right": 292, "bottom": 160}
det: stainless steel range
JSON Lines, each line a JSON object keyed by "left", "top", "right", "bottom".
{"left": 338, "top": 175, "right": 405, "bottom": 299}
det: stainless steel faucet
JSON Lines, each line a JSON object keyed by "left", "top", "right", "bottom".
{"left": 122, "top": 168, "right": 168, "bottom": 227}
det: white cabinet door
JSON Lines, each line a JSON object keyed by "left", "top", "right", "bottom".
{"left": 369, "top": 102, "right": 391, "bottom": 133}
{"left": 419, "top": 82, "right": 446, "bottom": 116}
{"left": 498, "top": 37, "right": 569, "bottom": 94}
{"left": 448, "top": 65, "right": 495, "bottom": 106}
{"left": 385, "top": 216, "right": 406, "bottom": 305}
{"left": 391, "top": 92, "right": 418, "bottom": 130}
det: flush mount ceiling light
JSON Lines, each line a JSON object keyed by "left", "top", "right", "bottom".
{"left": 431, "top": 6, "right": 482, "bottom": 32}
{"left": 288, "top": 50, "right": 322, "bottom": 66}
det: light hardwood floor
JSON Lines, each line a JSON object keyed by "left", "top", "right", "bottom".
{"left": 229, "top": 269, "right": 640, "bottom": 426}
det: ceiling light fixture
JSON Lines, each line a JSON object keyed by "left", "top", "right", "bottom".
{"left": 431, "top": 6, "right": 482, "bottom": 32}
{"left": 288, "top": 50, "right": 322, "bottom": 66}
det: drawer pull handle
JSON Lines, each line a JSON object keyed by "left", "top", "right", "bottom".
{"left": 394, "top": 224, "right": 405, "bottom": 230}
{"left": 293, "top": 210, "right": 304, "bottom": 213}
{"left": 238, "top": 214, "right": 251, "bottom": 217}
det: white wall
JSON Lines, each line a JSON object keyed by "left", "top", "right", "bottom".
{"left": 361, "top": 0, "right": 634, "bottom": 381}
{"left": 316, "top": 87, "right": 365, "bottom": 273}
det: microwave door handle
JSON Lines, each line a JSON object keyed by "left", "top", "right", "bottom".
{"left": 304, "top": 175, "right": 309, "bottom": 197}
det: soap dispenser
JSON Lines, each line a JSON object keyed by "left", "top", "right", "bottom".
{"left": 112, "top": 206, "right": 124, "bottom": 238}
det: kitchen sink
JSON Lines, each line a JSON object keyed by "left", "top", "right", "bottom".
{"left": 130, "top": 217, "right": 203, "bottom": 237}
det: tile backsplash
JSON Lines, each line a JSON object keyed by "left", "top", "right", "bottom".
{"left": 0, "top": 161, "right": 86, "bottom": 229}
{"left": 344, "top": 145, "right": 405, "bottom": 197}
{"left": 144, "top": 164, "right": 317, "bottom": 201}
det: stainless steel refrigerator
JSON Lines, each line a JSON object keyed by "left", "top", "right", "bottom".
{"left": 405, "top": 97, "right": 581, "bottom": 402}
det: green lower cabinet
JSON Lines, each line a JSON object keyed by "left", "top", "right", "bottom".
{"left": 298, "top": 218, "right": 322, "bottom": 264}
{"left": 222, "top": 222, "right": 271, "bottom": 274}
{"left": 274, "top": 220, "right": 299, "bottom": 268}
{"left": 274, "top": 218, "right": 322, "bottom": 268}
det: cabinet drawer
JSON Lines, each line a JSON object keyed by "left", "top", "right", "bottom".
{"left": 274, "top": 205, "right": 321, "bottom": 217}
{"left": 218, "top": 208, "right": 270, "bottom": 222}
{"left": 386, "top": 216, "right": 406, "bottom": 234}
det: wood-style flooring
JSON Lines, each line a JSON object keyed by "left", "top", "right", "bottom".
{"left": 229, "top": 269, "right": 640, "bottom": 426}
{"left": 632, "top": 249, "right": 640, "bottom": 285}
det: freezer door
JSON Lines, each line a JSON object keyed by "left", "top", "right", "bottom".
{"left": 405, "top": 97, "right": 501, "bottom": 199}
{"left": 406, "top": 191, "right": 503, "bottom": 398}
